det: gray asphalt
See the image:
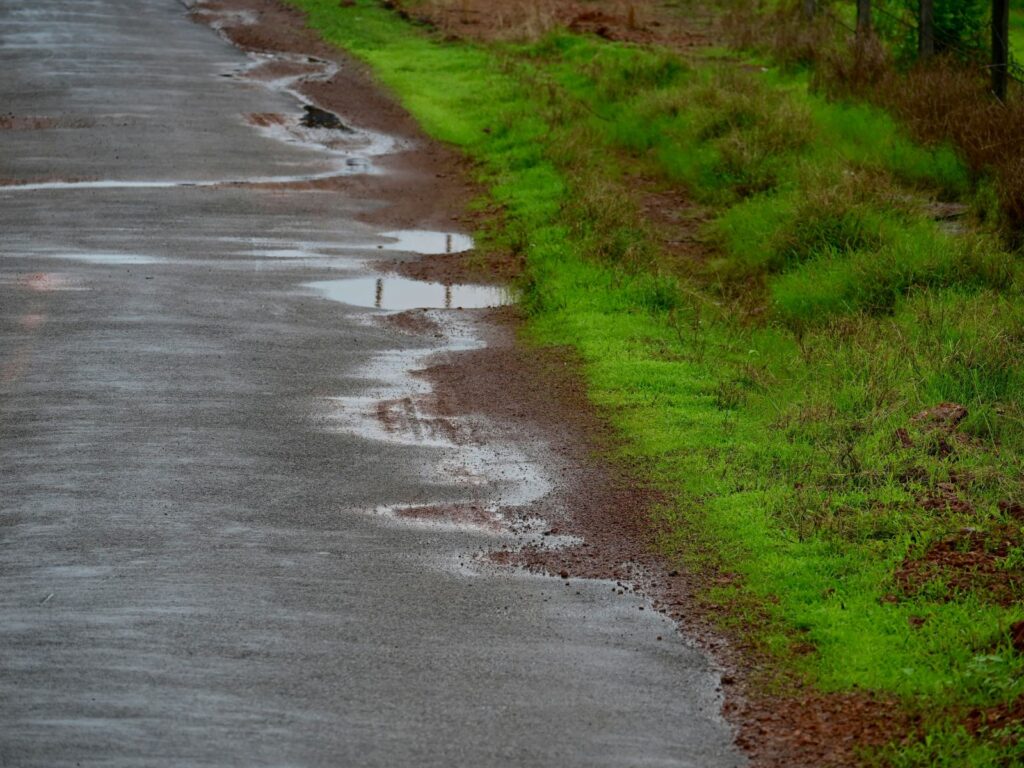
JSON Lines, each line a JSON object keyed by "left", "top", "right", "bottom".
{"left": 0, "top": 2, "right": 745, "bottom": 766}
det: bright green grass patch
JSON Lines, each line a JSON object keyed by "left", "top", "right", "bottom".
{"left": 1011, "top": 4, "right": 1024, "bottom": 61}
{"left": 288, "top": 1, "right": 1024, "bottom": 762}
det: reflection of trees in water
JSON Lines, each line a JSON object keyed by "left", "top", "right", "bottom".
{"left": 374, "top": 277, "right": 453, "bottom": 308}
{"left": 375, "top": 233, "right": 456, "bottom": 308}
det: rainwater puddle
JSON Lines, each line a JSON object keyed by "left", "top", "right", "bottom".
{"left": 308, "top": 275, "right": 509, "bottom": 311}
{"left": 377, "top": 230, "right": 473, "bottom": 255}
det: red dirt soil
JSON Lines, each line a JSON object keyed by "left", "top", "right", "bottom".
{"left": 893, "top": 526, "right": 1024, "bottom": 608}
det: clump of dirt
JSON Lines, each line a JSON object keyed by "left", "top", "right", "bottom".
{"left": 897, "top": 401, "right": 976, "bottom": 458}
{"left": 918, "top": 482, "right": 975, "bottom": 515}
{"left": 892, "top": 526, "right": 1024, "bottom": 607}
{"left": 1000, "top": 500, "right": 1024, "bottom": 522}
{"left": 1011, "top": 620, "right": 1024, "bottom": 654}
{"left": 964, "top": 695, "right": 1024, "bottom": 736}
{"left": 913, "top": 402, "right": 969, "bottom": 430}
{"left": 300, "top": 104, "right": 352, "bottom": 131}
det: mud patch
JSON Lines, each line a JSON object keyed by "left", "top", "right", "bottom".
{"left": 0, "top": 115, "right": 57, "bottom": 130}
{"left": 734, "top": 691, "right": 914, "bottom": 767}
{"left": 374, "top": 396, "right": 466, "bottom": 444}
{"left": 394, "top": 503, "right": 504, "bottom": 531}
{"left": 314, "top": 310, "right": 554, "bottom": 544}
{"left": 964, "top": 695, "right": 1024, "bottom": 737}
{"left": 245, "top": 112, "right": 287, "bottom": 127}
{"left": 892, "top": 526, "right": 1024, "bottom": 607}
{"left": 384, "top": 309, "right": 444, "bottom": 337}
{"left": 390, "top": 245, "right": 523, "bottom": 286}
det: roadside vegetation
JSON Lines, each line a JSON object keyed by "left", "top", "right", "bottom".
{"left": 288, "top": 0, "right": 1024, "bottom": 762}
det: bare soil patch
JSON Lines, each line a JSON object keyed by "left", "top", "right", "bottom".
{"left": 383, "top": 308, "right": 445, "bottom": 336}
{"left": 0, "top": 115, "right": 58, "bottom": 130}
{"left": 385, "top": 247, "right": 523, "bottom": 285}
{"left": 893, "top": 526, "right": 1024, "bottom": 608}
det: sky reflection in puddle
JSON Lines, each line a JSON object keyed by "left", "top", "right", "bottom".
{"left": 308, "top": 275, "right": 509, "bottom": 311}
{"left": 377, "top": 230, "right": 473, "bottom": 255}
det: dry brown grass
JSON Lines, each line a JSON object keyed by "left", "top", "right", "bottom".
{"left": 390, "top": 0, "right": 714, "bottom": 47}
{"left": 721, "top": 0, "right": 837, "bottom": 68}
{"left": 393, "top": 0, "right": 654, "bottom": 42}
{"left": 822, "top": 47, "right": 1024, "bottom": 236}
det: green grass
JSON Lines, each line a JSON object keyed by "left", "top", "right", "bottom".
{"left": 1011, "top": 2, "right": 1024, "bottom": 62}
{"left": 287, "top": 1, "right": 1024, "bottom": 763}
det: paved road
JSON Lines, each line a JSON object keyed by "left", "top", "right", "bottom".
{"left": 0, "top": 2, "right": 744, "bottom": 766}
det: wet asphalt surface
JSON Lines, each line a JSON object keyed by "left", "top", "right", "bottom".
{"left": 0, "top": 2, "right": 744, "bottom": 766}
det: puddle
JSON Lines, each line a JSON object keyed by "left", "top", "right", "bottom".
{"left": 218, "top": 231, "right": 474, "bottom": 262}
{"left": 377, "top": 230, "right": 473, "bottom": 255}
{"left": 308, "top": 275, "right": 509, "bottom": 311}
{"left": 316, "top": 311, "right": 554, "bottom": 537}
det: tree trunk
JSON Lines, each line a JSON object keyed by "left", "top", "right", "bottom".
{"left": 857, "top": 0, "right": 871, "bottom": 38}
{"left": 919, "top": 0, "right": 934, "bottom": 58}
{"left": 993, "top": 0, "right": 1010, "bottom": 100}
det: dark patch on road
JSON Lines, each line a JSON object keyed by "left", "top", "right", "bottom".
{"left": 301, "top": 104, "right": 352, "bottom": 131}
